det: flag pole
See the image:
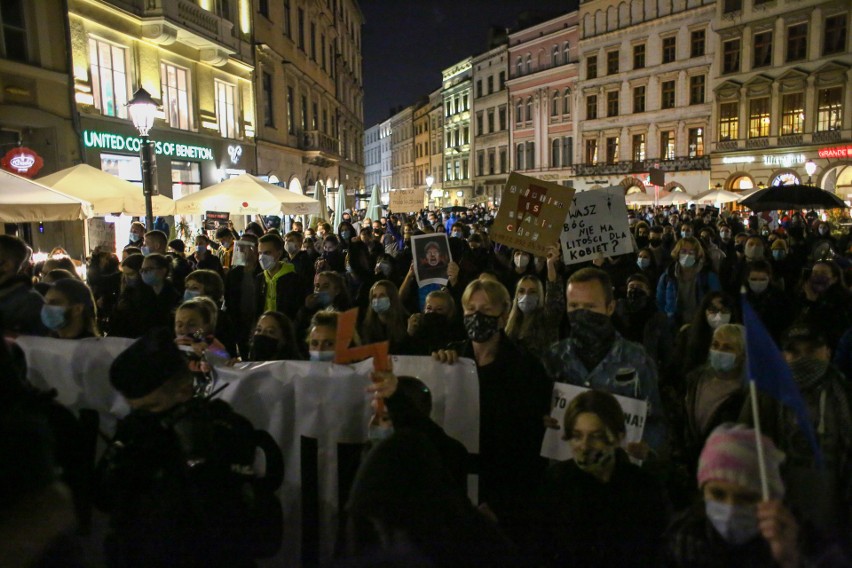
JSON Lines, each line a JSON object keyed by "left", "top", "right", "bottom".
{"left": 742, "top": 287, "right": 770, "bottom": 501}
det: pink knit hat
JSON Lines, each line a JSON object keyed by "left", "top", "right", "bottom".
{"left": 697, "top": 423, "right": 786, "bottom": 499}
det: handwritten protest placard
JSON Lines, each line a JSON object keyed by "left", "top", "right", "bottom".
{"left": 560, "top": 186, "right": 634, "bottom": 265}
{"left": 490, "top": 172, "right": 575, "bottom": 257}
{"left": 388, "top": 188, "right": 425, "bottom": 212}
{"left": 540, "top": 382, "right": 648, "bottom": 462}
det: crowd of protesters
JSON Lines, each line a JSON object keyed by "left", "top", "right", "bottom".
{"left": 2, "top": 201, "right": 852, "bottom": 567}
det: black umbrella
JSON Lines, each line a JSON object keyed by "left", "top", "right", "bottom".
{"left": 442, "top": 206, "right": 468, "bottom": 213}
{"left": 739, "top": 184, "right": 847, "bottom": 212}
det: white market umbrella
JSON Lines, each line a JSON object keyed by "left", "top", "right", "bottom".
{"left": 625, "top": 191, "right": 655, "bottom": 205}
{"left": 658, "top": 192, "right": 692, "bottom": 205}
{"left": 310, "top": 181, "right": 326, "bottom": 229}
{"left": 365, "top": 184, "right": 383, "bottom": 221}
{"left": 332, "top": 184, "right": 347, "bottom": 229}
{"left": 737, "top": 186, "right": 762, "bottom": 201}
{"left": 693, "top": 188, "right": 742, "bottom": 205}
{"left": 174, "top": 174, "right": 319, "bottom": 216}
{"left": 38, "top": 163, "right": 174, "bottom": 216}
{"left": 0, "top": 169, "right": 93, "bottom": 222}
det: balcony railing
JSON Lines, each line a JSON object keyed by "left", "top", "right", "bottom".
{"left": 746, "top": 137, "right": 769, "bottom": 149}
{"left": 299, "top": 130, "right": 340, "bottom": 155}
{"left": 135, "top": 0, "right": 237, "bottom": 50}
{"left": 813, "top": 130, "right": 842, "bottom": 143}
{"left": 778, "top": 134, "right": 803, "bottom": 147}
{"left": 573, "top": 156, "right": 710, "bottom": 176}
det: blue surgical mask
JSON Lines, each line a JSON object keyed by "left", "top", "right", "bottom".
{"left": 368, "top": 424, "right": 394, "bottom": 443}
{"left": 709, "top": 349, "right": 737, "bottom": 372}
{"left": 681, "top": 231, "right": 692, "bottom": 239}
{"left": 679, "top": 253, "right": 696, "bottom": 268}
{"left": 772, "top": 250, "right": 786, "bottom": 261}
{"left": 40, "top": 304, "right": 67, "bottom": 331}
{"left": 705, "top": 500, "right": 760, "bottom": 545}
{"left": 637, "top": 257, "right": 651, "bottom": 269}
{"left": 451, "top": 231, "right": 462, "bottom": 239}
{"left": 141, "top": 245, "right": 152, "bottom": 256}
{"left": 183, "top": 289, "right": 201, "bottom": 302}
{"left": 129, "top": 232, "right": 141, "bottom": 243}
{"left": 517, "top": 293, "right": 538, "bottom": 314}
{"left": 309, "top": 350, "right": 335, "bottom": 362}
{"left": 341, "top": 231, "right": 352, "bottom": 240}
{"left": 141, "top": 271, "right": 161, "bottom": 287}
{"left": 372, "top": 296, "right": 391, "bottom": 314}
{"left": 196, "top": 244, "right": 206, "bottom": 255}
{"left": 315, "top": 290, "right": 332, "bottom": 307}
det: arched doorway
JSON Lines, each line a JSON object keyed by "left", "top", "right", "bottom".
{"left": 289, "top": 177, "right": 303, "bottom": 194}
{"left": 621, "top": 177, "right": 647, "bottom": 194}
{"left": 820, "top": 163, "right": 852, "bottom": 200}
{"left": 726, "top": 173, "right": 754, "bottom": 191}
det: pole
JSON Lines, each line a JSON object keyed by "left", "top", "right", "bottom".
{"left": 140, "top": 135, "right": 157, "bottom": 230}
{"left": 748, "top": 380, "right": 771, "bottom": 501}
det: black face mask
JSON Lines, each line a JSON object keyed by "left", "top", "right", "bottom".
{"left": 463, "top": 312, "right": 500, "bottom": 343}
{"left": 649, "top": 238, "right": 662, "bottom": 248}
{"left": 626, "top": 289, "right": 649, "bottom": 311}
{"left": 635, "top": 236, "right": 649, "bottom": 249}
{"left": 419, "top": 311, "right": 448, "bottom": 332}
{"left": 249, "top": 334, "right": 282, "bottom": 361}
{"left": 568, "top": 309, "right": 616, "bottom": 370}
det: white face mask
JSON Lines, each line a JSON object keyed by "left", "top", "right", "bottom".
{"left": 259, "top": 253, "right": 277, "bottom": 271}
{"left": 514, "top": 254, "right": 530, "bottom": 269}
{"left": 705, "top": 500, "right": 760, "bottom": 545}
{"left": 517, "top": 293, "right": 538, "bottom": 314}
{"left": 706, "top": 312, "right": 731, "bottom": 330}
{"left": 309, "top": 350, "right": 335, "bottom": 362}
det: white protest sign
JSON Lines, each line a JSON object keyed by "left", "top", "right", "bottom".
{"left": 560, "top": 186, "right": 634, "bottom": 265}
{"left": 388, "top": 188, "right": 425, "bottom": 212}
{"left": 540, "top": 382, "right": 647, "bottom": 462}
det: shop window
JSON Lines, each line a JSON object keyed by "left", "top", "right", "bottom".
{"left": 101, "top": 153, "right": 141, "bottom": 185}
{"left": 215, "top": 80, "right": 238, "bottom": 138}
{"left": 171, "top": 161, "right": 201, "bottom": 199}
{"left": 0, "top": 0, "right": 27, "bottom": 62}
{"left": 731, "top": 176, "right": 753, "bottom": 191}
{"left": 89, "top": 38, "right": 128, "bottom": 118}
{"left": 161, "top": 62, "right": 192, "bottom": 130}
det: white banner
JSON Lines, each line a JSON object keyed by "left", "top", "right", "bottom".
{"left": 540, "top": 382, "right": 647, "bottom": 462}
{"left": 15, "top": 336, "right": 480, "bottom": 568}
{"left": 560, "top": 186, "right": 634, "bottom": 265}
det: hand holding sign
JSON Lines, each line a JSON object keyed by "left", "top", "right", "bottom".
{"left": 560, "top": 187, "right": 634, "bottom": 265}
{"left": 335, "top": 308, "right": 390, "bottom": 414}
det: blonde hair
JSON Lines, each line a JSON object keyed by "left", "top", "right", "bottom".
{"left": 177, "top": 296, "right": 219, "bottom": 332}
{"left": 671, "top": 236, "right": 706, "bottom": 261}
{"left": 461, "top": 279, "right": 511, "bottom": 316}
{"left": 713, "top": 323, "right": 745, "bottom": 356}
{"left": 505, "top": 276, "right": 545, "bottom": 340}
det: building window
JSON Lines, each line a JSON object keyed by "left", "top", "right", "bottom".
{"left": 261, "top": 73, "right": 274, "bottom": 128}
{"left": 607, "top": 90, "right": 619, "bottom": 117}
{"left": 171, "top": 161, "right": 201, "bottom": 200}
{"left": 817, "top": 86, "right": 842, "bottom": 131}
{"left": 633, "top": 86, "right": 645, "bottom": 113}
{"left": 781, "top": 92, "right": 804, "bottom": 135}
{"left": 477, "top": 151, "right": 484, "bottom": 176}
{"left": 690, "top": 30, "right": 705, "bottom": 58}
{"left": 499, "top": 71, "right": 506, "bottom": 90}
{"left": 476, "top": 80, "right": 482, "bottom": 98}
{"left": 786, "top": 23, "right": 808, "bottom": 62}
{"left": 516, "top": 57, "right": 523, "bottom": 76}
{"left": 476, "top": 112, "right": 483, "bottom": 136}
{"left": 160, "top": 62, "right": 192, "bottom": 130}
{"left": 587, "top": 55, "right": 597, "bottom": 79}
{"left": 525, "top": 54, "right": 532, "bottom": 73}
{"left": 526, "top": 141, "right": 535, "bottom": 169}
{"left": 723, "top": 39, "right": 741, "bottom": 74}
{"left": 499, "top": 106, "right": 506, "bottom": 130}
{"left": 488, "top": 151, "right": 495, "bottom": 174}
{"left": 585, "top": 139, "right": 598, "bottom": 164}
{"left": 633, "top": 43, "right": 645, "bottom": 69}
{"left": 462, "top": 94, "right": 468, "bottom": 110}
{"left": 516, "top": 143, "right": 524, "bottom": 170}
{"left": 607, "top": 50, "right": 619, "bottom": 74}
{"left": 526, "top": 97, "right": 532, "bottom": 122}
{"left": 311, "top": 101, "right": 318, "bottom": 129}
{"left": 286, "top": 87, "right": 295, "bottom": 133}
{"left": 723, "top": 0, "right": 742, "bottom": 13}
{"left": 214, "top": 80, "right": 238, "bottom": 138}
{"left": 551, "top": 139, "right": 560, "bottom": 168}
{"left": 283, "top": 0, "right": 291, "bottom": 37}
{"left": 297, "top": 8, "right": 305, "bottom": 50}
{"left": 749, "top": 98, "right": 770, "bottom": 138}
{"left": 688, "top": 127, "right": 704, "bottom": 156}
{"left": 552, "top": 45, "right": 560, "bottom": 65}
{"left": 446, "top": 162, "right": 453, "bottom": 181}
{"left": 563, "top": 42, "right": 570, "bottom": 64}
{"left": 514, "top": 100, "right": 521, "bottom": 125}
{"left": 562, "top": 137, "right": 573, "bottom": 166}
{"left": 824, "top": 14, "right": 848, "bottom": 55}
{"left": 487, "top": 109, "right": 494, "bottom": 132}
{"left": 753, "top": 31, "right": 772, "bottom": 68}
{"left": 89, "top": 38, "right": 128, "bottom": 118}
{"left": 462, "top": 126, "right": 469, "bottom": 144}
{"left": 660, "top": 131, "right": 675, "bottom": 159}
{"left": 632, "top": 133, "right": 645, "bottom": 161}
{"left": 689, "top": 75, "right": 705, "bottom": 105}
{"left": 300, "top": 95, "right": 308, "bottom": 131}
{"left": 500, "top": 148, "right": 507, "bottom": 172}
{"left": 605, "top": 137, "right": 619, "bottom": 163}
{"left": 661, "top": 80, "right": 675, "bottom": 109}
{"left": 0, "top": 0, "right": 27, "bottom": 62}
{"left": 662, "top": 36, "right": 676, "bottom": 63}
{"left": 310, "top": 22, "right": 317, "bottom": 60}
{"left": 563, "top": 90, "right": 571, "bottom": 115}
{"left": 552, "top": 92, "right": 559, "bottom": 117}
{"left": 586, "top": 95, "right": 597, "bottom": 119}
{"left": 718, "top": 102, "right": 739, "bottom": 140}
{"left": 487, "top": 76, "right": 493, "bottom": 94}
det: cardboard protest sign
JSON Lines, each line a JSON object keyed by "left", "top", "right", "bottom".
{"left": 411, "top": 232, "right": 452, "bottom": 286}
{"left": 490, "top": 172, "right": 575, "bottom": 257}
{"left": 540, "top": 382, "right": 648, "bottom": 462}
{"left": 388, "top": 188, "right": 425, "bottom": 212}
{"left": 560, "top": 186, "right": 634, "bottom": 265}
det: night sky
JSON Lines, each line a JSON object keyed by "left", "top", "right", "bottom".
{"left": 360, "top": 0, "right": 579, "bottom": 126}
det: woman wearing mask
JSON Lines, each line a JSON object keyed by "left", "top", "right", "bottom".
{"left": 373, "top": 253, "right": 402, "bottom": 288}
{"left": 742, "top": 261, "right": 788, "bottom": 344}
{"left": 670, "top": 291, "right": 740, "bottom": 382}
{"left": 109, "top": 254, "right": 152, "bottom": 338}
{"left": 343, "top": 241, "right": 377, "bottom": 310}
{"left": 41, "top": 278, "right": 100, "bottom": 339}
{"left": 315, "top": 235, "right": 346, "bottom": 273}
{"left": 769, "top": 238, "right": 797, "bottom": 292}
{"left": 432, "top": 279, "right": 552, "bottom": 541}
{"left": 402, "top": 290, "right": 465, "bottom": 355}
{"left": 306, "top": 311, "right": 348, "bottom": 361}
{"left": 295, "top": 271, "right": 351, "bottom": 338}
{"left": 794, "top": 260, "right": 852, "bottom": 350}
{"left": 635, "top": 247, "right": 660, "bottom": 288}
{"left": 613, "top": 274, "right": 672, "bottom": 368}
{"left": 359, "top": 280, "right": 408, "bottom": 352}
{"left": 183, "top": 269, "right": 239, "bottom": 357}
{"left": 173, "top": 296, "right": 230, "bottom": 376}
{"left": 502, "top": 249, "right": 537, "bottom": 299}
{"left": 504, "top": 275, "right": 560, "bottom": 359}
{"left": 246, "top": 311, "right": 302, "bottom": 361}
{"left": 139, "top": 253, "right": 180, "bottom": 329}
{"left": 337, "top": 221, "right": 356, "bottom": 251}
{"left": 536, "top": 390, "right": 669, "bottom": 568}
{"left": 656, "top": 236, "right": 720, "bottom": 328}
{"left": 664, "top": 424, "right": 806, "bottom": 568}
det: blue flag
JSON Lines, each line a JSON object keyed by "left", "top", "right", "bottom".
{"left": 741, "top": 295, "right": 824, "bottom": 465}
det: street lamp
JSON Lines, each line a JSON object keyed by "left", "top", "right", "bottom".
{"left": 425, "top": 174, "right": 434, "bottom": 208}
{"left": 805, "top": 159, "right": 817, "bottom": 184}
{"left": 127, "top": 87, "right": 159, "bottom": 230}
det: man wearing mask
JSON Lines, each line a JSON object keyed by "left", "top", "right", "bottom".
{"left": 190, "top": 235, "right": 224, "bottom": 276}
{"left": 257, "top": 233, "right": 301, "bottom": 319}
{"left": 225, "top": 235, "right": 262, "bottom": 357}
{"left": 543, "top": 267, "right": 666, "bottom": 458}
{"left": 127, "top": 221, "right": 146, "bottom": 248}
{"left": 0, "top": 235, "right": 47, "bottom": 335}
{"left": 141, "top": 230, "right": 168, "bottom": 257}
{"left": 215, "top": 227, "right": 235, "bottom": 272}
{"left": 284, "top": 230, "right": 315, "bottom": 300}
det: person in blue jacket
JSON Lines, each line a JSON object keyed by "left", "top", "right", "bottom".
{"left": 657, "top": 236, "right": 720, "bottom": 328}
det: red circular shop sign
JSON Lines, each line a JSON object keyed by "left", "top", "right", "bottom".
{"left": 1, "top": 147, "right": 44, "bottom": 178}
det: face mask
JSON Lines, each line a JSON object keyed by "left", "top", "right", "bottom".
{"left": 720, "top": 231, "right": 731, "bottom": 242}
{"left": 372, "top": 296, "right": 391, "bottom": 314}
{"left": 141, "top": 245, "right": 152, "bottom": 257}
{"left": 183, "top": 289, "right": 201, "bottom": 302}
{"left": 705, "top": 500, "right": 760, "bottom": 545}
{"left": 141, "top": 271, "right": 161, "bottom": 288}
{"left": 568, "top": 309, "right": 615, "bottom": 352}
{"left": 514, "top": 255, "right": 530, "bottom": 269}
{"left": 626, "top": 288, "right": 648, "bottom": 310}
{"left": 517, "top": 293, "right": 538, "bottom": 314}
{"left": 285, "top": 242, "right": 299, "bottom": 256}
{"left": 706, "top": 312, "right": 731, "bottom": 330}
{"left": 574, "top": 445, "right": 617, "bottom": 478}
{"left": 368, "top": 424, "right": 394, "bottom": 443}
{"left": 463, "top": 312, "right": 500, "bottom": 343}
{"left": 637, "top": 257, "right": 651, "bottom": 269}
{"left": 125, "top": 275, "right": 140, "bottom": 288}
{"left": 196, "top": 244, "right": 206, "bottom": 255}
{"left": 232, "top": 251, "right": 247, "bottom": 267}
{"left": 309, "top": 350, "right": 335, "bottom": 362}
{"left": 635, "top": 236, "right": 649, "bottom": 249}
{"left": 315, "top": 290, "right": 332, "bottom": 307}
{"left": 259, "top": 253, "right": 277, "bottom": 271}
{"left": 451, "top": 231, "right": 463, "bottom": 239}
{"left": 376, "top": 262, "right": 392, "bottom": 276}
{"left": 748, "top": 279, "right": 769, "bottom": 294}
{"left": 384, "top": 243, "right": 398, "bottom": 256}
{"left": 249, "top": 334, "right": 281, "bottom": 361}
{"left": 40, "top": 304, "right": 67, "bottom": 331}
{"left": 681, "top": 231, "right": 692, "bottom": 239}
{"left": 709, "top": 349, "right": 738, "bottom": 373}
{"left": 679, "top": 253, "right": 696, "bottom": 268}
{"left": 129, "top": 232, "right": 141, "bottom": 243}
{"left": 789, "top": 356, "right": 829, "bottom": 386}
{"left": 772, "top": 250, "right": 786, "bottom": 261}
{"left": 649, "top": 238, "right": 661, "bottom": 248}
{"left": 810, "top": 274, "right": 831, "bottom": 294}
{"left": 744, "top": 246, "right": 763, "bottom": 260}
{"left": 341, "top": 231, "right": 352, "bottom": 241}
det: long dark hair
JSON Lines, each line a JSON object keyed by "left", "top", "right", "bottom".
{"left": 682, "top": 291, "right": 740, "bottom": 374}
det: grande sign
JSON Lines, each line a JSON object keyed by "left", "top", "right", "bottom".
{"left": 818, "top": 145, "right": 852, "bottom": 159}
{"left": 82, "top": 130, "right": 216, "bottom": 161}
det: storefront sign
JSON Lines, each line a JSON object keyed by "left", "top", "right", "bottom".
{"left": 227, "top": 145, "right": 243, "bottom": 164}
{"left": 818, "top": 145, "right": 852, "bottom": 159}
{"left": 1, "top": 146, "right": 44, "bottom": 177}
{"left": 722, "top": 156, "right": 755, "bottom": 164}
{"left": 204, "top": 210, "right": 230, "bottom": 230}
{"left": 762, "top": 154, "right": 806, "bottom": 167}
{"left": 82, "top": 130, "right": 214, "bottom": 161}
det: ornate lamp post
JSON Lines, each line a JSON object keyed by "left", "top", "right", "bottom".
{"left": 127, "top": 87, "right": 159, "bottom": 229}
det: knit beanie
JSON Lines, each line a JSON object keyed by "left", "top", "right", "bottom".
{"left": 697, "top": 422, "right": 786, "bottom": 499}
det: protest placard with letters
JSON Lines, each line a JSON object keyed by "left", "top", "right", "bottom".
{"left": 388, "top": 188, "right": 425, "bottom": 212}
{"left": 559, "top": 186, "right": 634, "bottom": 265}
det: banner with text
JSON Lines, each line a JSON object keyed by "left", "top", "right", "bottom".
{"left": 388, "top": 188, "right": 425, "bottom": 212}
{"left": 490, "top": 172, "right": 575, "bottom": 257}
{"left": 540, "top": 382, "right": 647, "bottom": 462}
{"left": 560, "top": 186, "right": 633, "bottom": 265}
{"left": 15, "top": 336, "right": 480, "bottom": 568}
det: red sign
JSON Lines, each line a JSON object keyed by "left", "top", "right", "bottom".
{"left": 1, "top": 147, "right": 44, "bottom": 178}
{"left": 818, "top": 145, "right": 852, "bottom": 159}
